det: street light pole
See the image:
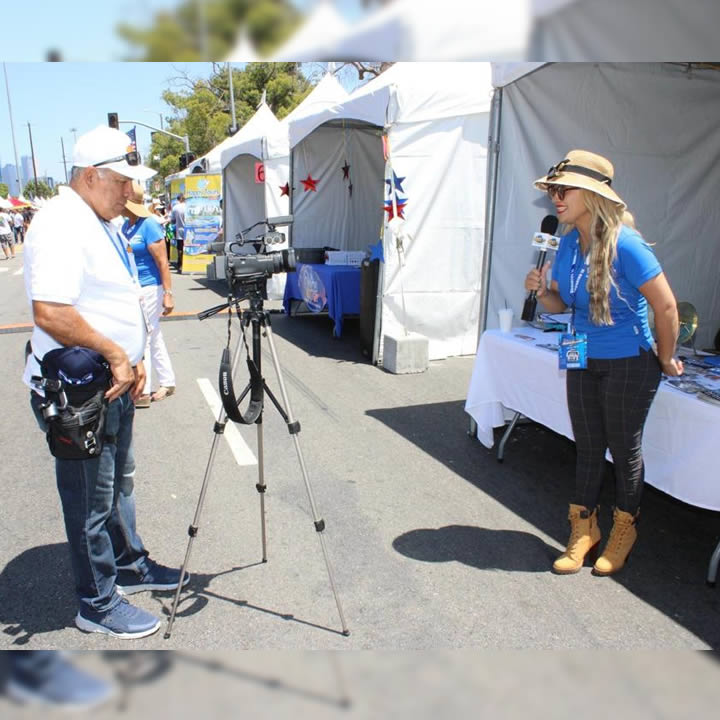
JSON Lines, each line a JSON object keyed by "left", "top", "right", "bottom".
{"left": 228, "top": 63, "right": 238, "bottom": 134}
{"left": 3, "top": 62, "right": 23, "bottom": 196}
{"left": 143, "top": 109, "right": 164, "bottom": 130}
{"left": 27, "top": 122, "right": 39, "bottom": 191}
{"left": 60, "top": 137, "right": 68, "bottom": 183}
{"left": 119, "top": 119, "right": 189, "bottom": 153}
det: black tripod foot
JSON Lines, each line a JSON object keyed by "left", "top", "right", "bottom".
{"left": 342, "top": 629, "right": 351, "bottom": 637}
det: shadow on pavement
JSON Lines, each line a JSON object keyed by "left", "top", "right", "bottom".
{"left": 271, "top": 312, "right": 369, "bottom": 365}
{"left": 0, "top": 543, "right": 75, "bottom": 645}
{"left": 393, "top": 525, "right": 556, "bottom": 572}
{"left": 367, "top": 399, "right": 720, "bottom": 649}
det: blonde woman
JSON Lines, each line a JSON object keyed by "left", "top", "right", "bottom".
{"left": 524, "top": 150, "right": 682, "bottom": 577}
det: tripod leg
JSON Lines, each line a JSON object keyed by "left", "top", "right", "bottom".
{"left": 262, "top": 323, "right": 350, "bottom": 636}
{"left": 255, "top": 418, "right": 268, "bottom": 562}
{"left": 165, "top": 333, "right": 246, "bottom": 639}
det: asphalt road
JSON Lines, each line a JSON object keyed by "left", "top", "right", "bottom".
{"left": 1, "top": 245, "right": 719, "bottom": 654}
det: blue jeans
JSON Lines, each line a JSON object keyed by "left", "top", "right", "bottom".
{"left": 31, "top": 391, "right": 150, "bottom": 612}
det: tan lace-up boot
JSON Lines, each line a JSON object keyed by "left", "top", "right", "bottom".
{"left": 592, "top": 507, "right": 638, "bottom": 576}
{"left": 552, "top": 504, "right": 601, "bottom": 575}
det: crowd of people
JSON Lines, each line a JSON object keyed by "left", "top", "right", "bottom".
{"left": 0, "top": 208, "right": 32, "bottom": 260}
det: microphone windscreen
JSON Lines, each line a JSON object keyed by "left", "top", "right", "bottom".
{"left": 541, "top": 214, "right": 559, "bottom": 235}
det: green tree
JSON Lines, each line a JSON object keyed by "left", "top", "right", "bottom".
{"left": 0, "top": 183, "right": 8, "bottom": 198}
{"left": 149, "top": 62, "right": 311, "bottom": 178}
{"left": 23, "top": 180, "right": 54, "bottom": 199}
{"left": 117, "top": 0, "right": 300, "bottom": 60}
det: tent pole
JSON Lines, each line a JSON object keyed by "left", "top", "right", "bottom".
{"left": 469, "top": 86, "right": 503, "bottom": 437}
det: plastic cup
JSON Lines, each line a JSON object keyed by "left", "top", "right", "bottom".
{"left": 498, "top": 308, "right": 514, "bottom": 332}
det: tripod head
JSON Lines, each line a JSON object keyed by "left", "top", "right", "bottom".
{"left": 196, "top": 281, "right": 267, "bottom": 323}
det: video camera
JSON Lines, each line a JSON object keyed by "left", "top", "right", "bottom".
{"left": 223, "top": 215, "right": 296, "bottom": 296}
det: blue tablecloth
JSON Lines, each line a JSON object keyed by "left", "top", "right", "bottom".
{"left": 283, "top": 263, "right": 361, "bottom": 337}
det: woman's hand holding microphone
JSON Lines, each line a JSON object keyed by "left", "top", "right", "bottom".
{"left": 525, "top": 261, "right": 551, "bottom": 296}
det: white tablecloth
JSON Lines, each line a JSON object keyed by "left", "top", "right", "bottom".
{"left": 465, "top": 327, "right": 720, "bottom": 511}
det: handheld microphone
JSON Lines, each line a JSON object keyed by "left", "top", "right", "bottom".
{"left": 521, "top": 214, "right": 560, "bottom": 322}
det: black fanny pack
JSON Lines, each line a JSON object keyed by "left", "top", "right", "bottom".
{"left": 32, "top": 347, "right": 112, "bottom": 460}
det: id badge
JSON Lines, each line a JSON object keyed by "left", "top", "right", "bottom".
{"left": 558, "top": 333, "right": 588, "bottom": 370}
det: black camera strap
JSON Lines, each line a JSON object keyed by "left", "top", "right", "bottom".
{"left": 219, "top": 300, "right": 264, "bottom": 425}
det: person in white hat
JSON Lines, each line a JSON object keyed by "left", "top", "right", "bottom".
{"left": 22, "top": 125, "right": 189, "bottom": 640}
{"left": 524, "top": 149, "right": 682, "bottom": 578}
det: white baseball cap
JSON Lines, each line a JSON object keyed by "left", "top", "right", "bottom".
{"left": 72, "top": 125, "right": 157, "bottom": 182}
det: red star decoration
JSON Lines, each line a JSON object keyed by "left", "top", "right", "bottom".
{"left": 279, "top": 183, "right": 291, "bottom": 197}
{"left": 383, "top": 198, "right": 407, "bottom": 220}
{"left": 301, "top": 174, "right": 318, "bottom": 192}
{"left": 341, "top": 162, "right": 350, "bottom": 180}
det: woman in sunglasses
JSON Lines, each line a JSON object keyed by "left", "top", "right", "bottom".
{"left": 524, "top": 150, "right": 682, "bottom": 577}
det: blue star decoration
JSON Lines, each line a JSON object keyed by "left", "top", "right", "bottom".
{"left": 385, "top": 170, "right": 406, "bottom": 195}
{"left": 368, "top": 239, "right": 384, "bottom": 263}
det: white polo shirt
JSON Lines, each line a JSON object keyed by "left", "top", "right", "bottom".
{"left": 23, "top": 186, "right": 147, "bottom": 389}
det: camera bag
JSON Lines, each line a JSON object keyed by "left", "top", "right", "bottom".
{"left": 34, "top": 347, "right": 112, "bottom": 460}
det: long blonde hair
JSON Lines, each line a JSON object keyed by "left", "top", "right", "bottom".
{"left": 567, "top": 191, "right": 636, "bottom": 326}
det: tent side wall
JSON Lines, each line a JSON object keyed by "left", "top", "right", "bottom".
{"left": 290, "top": 124, "right": 385, "bottom": 251}
{"left": 222, "top": 150, "right": 291, "bottom": 300}
{"left": 382, "top": 112, "right": 488, "bottom": 360}
{"left": 488, "top": 62, "right": 720, "bottom": 350}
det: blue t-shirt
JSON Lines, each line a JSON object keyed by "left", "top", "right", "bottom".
{"left": 122, "top": 216, "right": 165, "bottom": 288}
{"left": 554, "top": 225, "right": 661, "bottom": 359}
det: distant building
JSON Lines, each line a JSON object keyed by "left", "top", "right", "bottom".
{"left": 1, "top": 164, "right": 21, "bottom": 196}
{"left": 21, "top": 156, "right": 34, "bottom": 186}
{"left": 38, "top": 176, "right": 56, "bottom": 191}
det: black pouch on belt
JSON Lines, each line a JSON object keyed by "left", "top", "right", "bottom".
{"left": 33, "top": 347, "right": 112, "bottom": 460}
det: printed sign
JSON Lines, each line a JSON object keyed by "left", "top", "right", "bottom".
{"left": 184, "top": 174, "right": 221, "bottom": 256}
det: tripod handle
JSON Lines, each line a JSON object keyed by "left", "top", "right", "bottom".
{"left": 197, "top": 301, "right": 232, "bottom": 320}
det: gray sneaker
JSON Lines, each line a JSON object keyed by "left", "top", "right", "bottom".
{"left": 75, "top": 598, "right": 160, "bottom": 639}
{"left": 6, "top": 654, "right": 115, "bottom": 709}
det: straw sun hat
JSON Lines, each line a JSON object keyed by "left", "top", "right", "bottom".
{"left": 125, "top": 181, "right": 152, "bottom": 218}
{"left": 534, "top": 149, "right": 626, "bottom": 209}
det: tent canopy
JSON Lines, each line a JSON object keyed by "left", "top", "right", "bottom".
{"left": 285, "top": 62, "right": 494, "bottom": 360}
{"left": 485, "top": 62, "right": 720, "bottom": 349}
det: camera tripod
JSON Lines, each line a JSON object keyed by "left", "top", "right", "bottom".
{"left": 165, "top": 285, "right": 350, "bottom": 639}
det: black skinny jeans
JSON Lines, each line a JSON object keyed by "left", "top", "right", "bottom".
{"left": 566, "top": 348, "right": 661, "bottom": 515}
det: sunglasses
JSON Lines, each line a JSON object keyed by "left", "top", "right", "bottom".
{"left": 546, "top": 185, "right": 578, "bottom": 201}
{"left": 92, "top": 150, "right": 140, "bottom": 168}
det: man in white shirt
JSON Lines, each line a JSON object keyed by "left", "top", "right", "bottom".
{"left": 12, "top": 210, "right": 25, "bottom": 244}
{"left": 23, "top": 125, "right": 189, "bottom": 640}
{"left": 169, "top": 194, "right": 186, "bottom": 272}
{"left": 0, "top": 211, "right": 15, "bottom": 259}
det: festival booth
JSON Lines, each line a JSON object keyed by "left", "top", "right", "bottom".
{"left": 285, "top": 62, "right": 493, "bottom": 361}
{"left": 466, "top": 63, "right": 720, "bottom": 555}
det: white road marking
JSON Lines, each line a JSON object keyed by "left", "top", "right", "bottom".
{"left": 196, "top": 378, "right": 257, "bottom": 466}
{"left": 0, "top": 267, "right": 8, "bottom": 273}
{"left": 13, "top": 266, "right": 23, "bottom": 276}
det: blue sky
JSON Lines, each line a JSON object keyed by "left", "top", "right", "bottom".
{"left": 0, "top": 61, "right": 360, "bottom": 190}
{"left": 1, "top": 63, "right": 217, "bottom": 187}
{"left": 0, "top": 0, "right": 364, "bottom": 61}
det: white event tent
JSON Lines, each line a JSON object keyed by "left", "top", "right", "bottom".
{"left": 273, "top": 0, "right": 530, "bottom": 61}
{"left": 219, "top": 72, "right": 348, "bottom": 298}
{"left": 285, "top": 62, "right": 493, "bottom": 361}
{"left": 482, "top": 62, "right": 720, "bottom": 350}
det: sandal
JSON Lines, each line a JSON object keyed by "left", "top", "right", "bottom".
{"left": 151, "top": 386, "right": 175, "bottom": 402}
{"left": 135, "top": 394, "right": 151, "bottom": 409}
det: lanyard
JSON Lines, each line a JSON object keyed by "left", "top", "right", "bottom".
{"left": 122, "top": 218, "right": 143, "bottom": 242}
{"left": 100, "top": 221, "right": 135, "bottom": 280}
{"left": 568, "top": 244, "right": 587, "bottom": 334}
